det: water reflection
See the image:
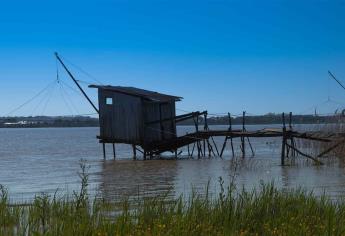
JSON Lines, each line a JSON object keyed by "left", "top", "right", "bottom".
{"left": 100, "top": 160, "right": 177, "bottom": 201}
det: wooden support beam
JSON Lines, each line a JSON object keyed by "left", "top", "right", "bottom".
{"left": 281, "top": 113, "right": 286, "bottom": 165}
{"left": 246, "top": 136, "right": 255, "bottom": 157}
{"left": 241, "top": 111, "right": 246, "bottom": 158}
{"left": 229, "top": 113, "right": 235, "bottom": 158}
{"left": 143, "top": 150, "right": 147, "bottom": 160}
{"left": 145, "top": 111, "right": 208, "bottom": 125}
{"left": 191, "top": 142, "right": 196, "bottom": 157}
{"left": 207, "top": 139, "right": 211, "bottom": 157}
{"left": 286, "top": 143, "right": 324, "bottom": 165}
{"left": 291, "top": 134, "right": 332, "bottom": 142}
{"left": 220, "top": 137, "right": 228, "bottom": 157}
{"left": 317, "top": 139, "right": 345, "bottom": 158}
{"left": 112, "top": 143, "right": 116, "bottom": 160}
{"left": 210, "top": 136, "right": 219, "bottom": 156}
{"left": 132, "top": 144, "right": 137, "bottom": 160}
{"left": 102, "top": 143, "right": 106, "bottom": 160}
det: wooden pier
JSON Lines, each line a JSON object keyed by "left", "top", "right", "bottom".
{"left": 100, "top": 110, "right": 345, "bottom": 165}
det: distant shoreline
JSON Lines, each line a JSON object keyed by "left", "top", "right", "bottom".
{"left": 0, "top": 114, "right": 342, "bottom": 128}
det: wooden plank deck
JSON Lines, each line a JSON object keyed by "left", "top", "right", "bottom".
{"left": 145, "top": 128, "right": 340, "bottom": 154}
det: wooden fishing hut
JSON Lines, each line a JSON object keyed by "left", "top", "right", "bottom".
{"left": 89, "top": 85, "right": 182, "bottom": 159}
{"left": 55, "top": 52, "right": 342, "bottom": 165}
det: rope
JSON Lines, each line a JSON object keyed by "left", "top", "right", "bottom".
{"left": 58, "top": 82, "right": 75, "bottom": 116}
{"left": 3, "top": 80, "right": 57, "bottom": 117}
{"left": 59, "top": 80, "right": 83, "bottom": 96}
{"left": 60, "top": 82, "right": 81, "bottom": 115}
{"left": 41, "top": 82, "right": 57, "bottom": 115}
{"left": 30, "top": 82, "right": 56, "bottom": 116}
{"left": 59, "top": 54, "right": 104, "bottom": 85}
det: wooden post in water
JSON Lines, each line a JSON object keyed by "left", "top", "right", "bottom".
{"left": 194, "top": 116, "right": 201, "bottom": 159}
{"left": 203, "top": 113, "right": 207, "bottom": 157}
{"left": 149, "top": 152, "right": 153, "bottom": 160}
{"left": 203, "top": 112, "right": 212, "bottom": 157}
{"left": 112, "top": 143, "right": 116, "bottom": 160}
{"left": 229, "top": 113, "right": 235, "bottom": 158}
{"left": 289, "top": 112, "right": 296, "bottom": 157}
{"left": 281, "top": 112, "right": 286, "bottom": 165}
{"left": 132, "top": 144, "right": 137, "bottom": 160}
{"left": 102, "top": 143, "right": 106, "bottom": 160}
{"left": 241, "top": 111, "right": 246, "bottom": 158}
{"left": 143, "top": 150, "right": 147, "bottom": 160}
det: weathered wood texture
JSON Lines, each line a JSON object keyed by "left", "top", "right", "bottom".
{"left": 143, "top": 101, "right": 176, "bottom": 144}
{"left": 98, "top": 89, "right": 142, "bottom": 143}
{"left": 96, "top": 87, "right": 177, "bottom": 146}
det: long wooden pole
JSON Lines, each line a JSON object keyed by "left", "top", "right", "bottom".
{"left": 112, "top": 143, "right": 116, "bottom": 160}
{"left": 286, "top": 143, "right": 324, "bottom": 165}
{"left": 242, "top": 111, "right": 246, "bottom": 158}
{"left": 317, "top": 139, "right": 345, "bottom": 158}
{"left": 55, "top": 52, "right": 99, "bottom": 113}
{"left": 281, "top": 113, "right": 286, "bottom": 165}
{"left": 329, "top": 71, "right": 345, "bottom": 91}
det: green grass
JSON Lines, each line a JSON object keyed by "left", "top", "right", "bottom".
{"left": 1, "top": 163, "right": 345, "bottom": 235}
{"left": 1, "top": 181, "right": 345, "bottom": 236}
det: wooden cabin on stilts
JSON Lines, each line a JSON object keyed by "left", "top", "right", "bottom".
{"left": 88, "top": 85, "right": 182, "bottom": 160}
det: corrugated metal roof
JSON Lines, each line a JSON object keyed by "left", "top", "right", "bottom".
{"left": 89, "top": 85, "right": 182, "bottom": 102}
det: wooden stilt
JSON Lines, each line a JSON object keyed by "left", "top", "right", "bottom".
{"left": 317, "top": 139, "right": 345, "bottom": 158}
{"left": 220, "top": 137, "right": 228, "bottom": 157}
{"left": 112, "top": 143, "right": 116, "bottom": 160}
{"left": 102, "top": 143, "right": 106, "bottom": 160}
{"left": 242, "top": 111, "right": 246, "bottom": 158}
{"left": 208, "top": 142, "right": 217, "bottom": 157}
{"left": 143, "top": 150, "right": 147, "bottom": 160}
{"left": 230, "top": 137, "right": 235, "bottom": 157}
{"left": 191, "top": 142, "right": 196, "bottom": 157}
{"left": 281, "top": 113, "right": 286, "bottom": 165}
{"left": 246, "top": 136, "right": 255, "bottom": 156}
{"left": 288, "top": 112, "right": 293, "bottom": 157}
{"left": 286, "top": 143, "right": 323, "bottom": 165}
{"left": 197, "top": 141, "right": 201, "bottom": 159}
{"left": 132, "top": 144, "right": 137, "bottom": 160}
{"left": 228, "top": 113, "right": 235, "bottom": 158}
{"left": 207, "top": 139, "right": 211, "bottom": 157}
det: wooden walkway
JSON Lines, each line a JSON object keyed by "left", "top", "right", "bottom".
{"left": 146, "top": 129, "right": 339, "bottom": 154}
{"left": 100, "top": 111, "right": 345, "bottom": 165}
{"left": 145, "top": 128, "right": 345, "bottom": 166}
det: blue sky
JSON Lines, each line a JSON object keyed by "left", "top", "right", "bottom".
{"left": 0, "top": 0, "right": 345, "bottom": 117}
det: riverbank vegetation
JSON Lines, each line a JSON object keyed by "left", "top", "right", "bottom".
{"left": 1, "top": 177, "right": 345, "bottom": 235}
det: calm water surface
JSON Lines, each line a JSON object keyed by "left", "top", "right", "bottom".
{"left": 1, "top": 125, "right": 345, "bottom": 202}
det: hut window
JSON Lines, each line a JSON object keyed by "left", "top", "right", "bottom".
{"left": 105, "top": 97, "right": 113, "bottom": 105}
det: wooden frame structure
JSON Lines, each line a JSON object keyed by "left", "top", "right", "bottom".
{"left": 55, "top": 52, "right": 344, "bottom": 165}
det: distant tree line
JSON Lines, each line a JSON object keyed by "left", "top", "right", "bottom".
{"left": 0, "top": 114, "right": 343, "bottom": 128}
{"left": 0, "top": 116, "right": 99, "bottom": 128}
{"left": 179, "top": 113, "right": 345, "bottom": 126}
